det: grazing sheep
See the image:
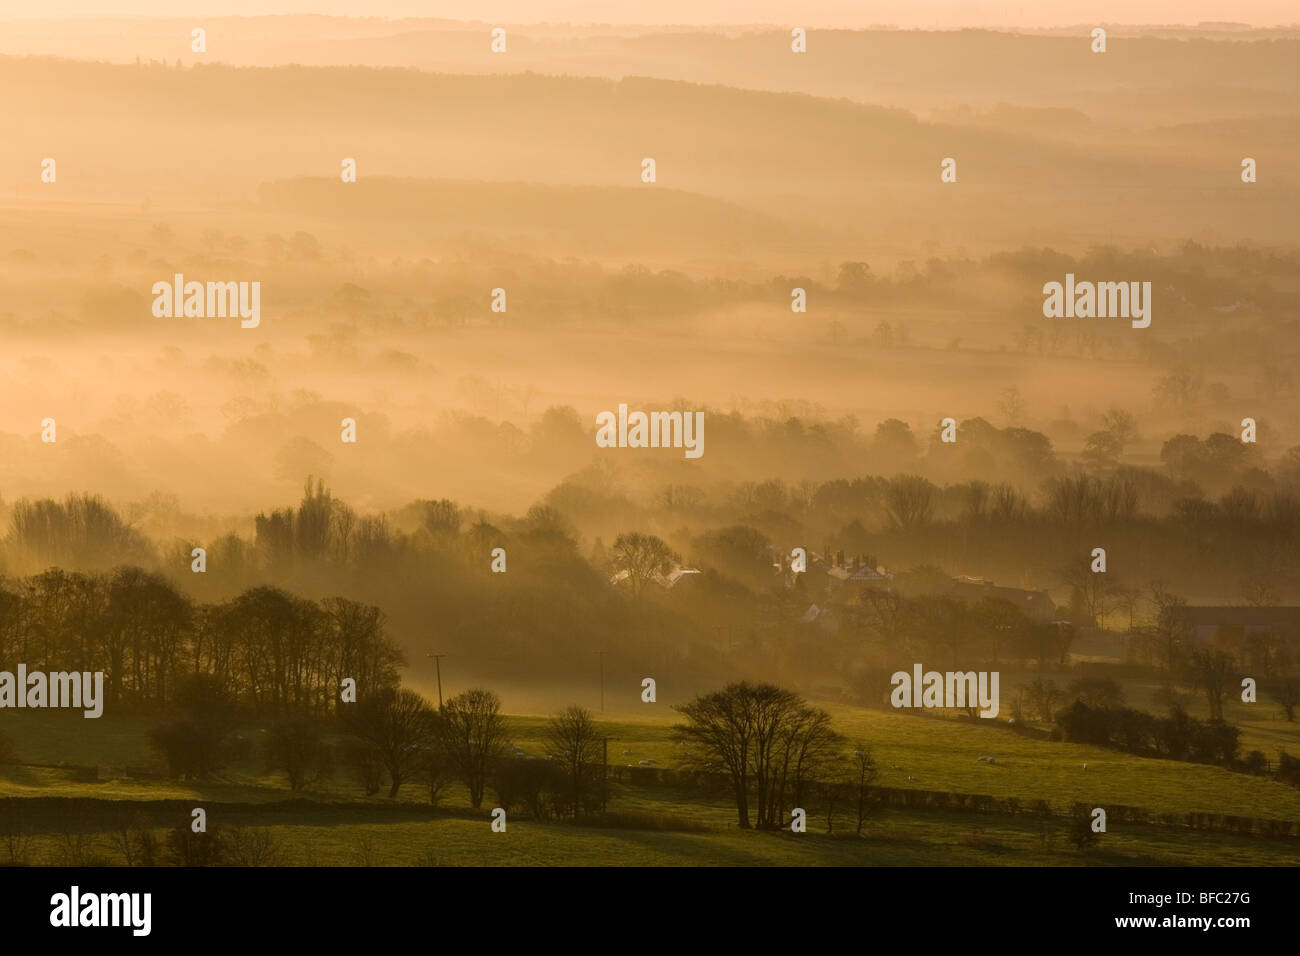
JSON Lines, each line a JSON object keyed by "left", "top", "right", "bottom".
{"left": 1083, "top": 763, "right": 1088, "bottom": 770}
{"left": 622, "top": 749, "right": 632, "bottom": 756}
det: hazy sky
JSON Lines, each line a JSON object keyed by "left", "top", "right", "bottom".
{"left": 0, "top": 1, "right": 1293, "bottom": 28}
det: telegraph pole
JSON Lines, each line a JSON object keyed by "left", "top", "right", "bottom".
{"left": 426, "top": 653, "right": 445, "bottom": 710}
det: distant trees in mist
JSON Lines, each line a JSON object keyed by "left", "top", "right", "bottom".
{"left": 0, "top": 565, "right": 402, "bottom": 715}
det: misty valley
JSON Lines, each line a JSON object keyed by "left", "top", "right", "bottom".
{"left": 0, "top": 13, "right": 1296, "bottom": 878}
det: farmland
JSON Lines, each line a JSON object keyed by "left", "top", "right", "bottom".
{"left": 3, "top": 697, "right": 1298, "bottom": 867}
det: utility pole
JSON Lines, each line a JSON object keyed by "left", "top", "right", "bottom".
{"left": 594, "top": 650, "right": 606, "bottom": 713}
{"left": 426, "top": 653, "right": 445, "bottom": 710}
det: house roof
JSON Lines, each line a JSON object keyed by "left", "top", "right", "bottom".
{"left": 609, "top": 566, "right": 702, "bottom": 589}
{"left": 1181, "top": 606, "right": 1300, "bottom": 627}
{"left": 664, "top": 567, "right": 702, "bottom": 589}
{"left": 827, "top": 564, "right": 892, "bottom": 582}
{"left": 951, "top": 577, "right": 1053, "bottom": 610}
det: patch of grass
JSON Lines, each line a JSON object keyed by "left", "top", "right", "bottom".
{"left": 14, "top": 804, "right": 1296, "bottom": 867}
{"left": 4, "top": 698, "right": 1299, "bottom": 866}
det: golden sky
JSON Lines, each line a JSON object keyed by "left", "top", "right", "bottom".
{"left": 0, "top": 1, "right": 1293, "bottom": 27}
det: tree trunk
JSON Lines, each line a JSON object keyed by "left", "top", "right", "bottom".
{"left": 734, "top": 781, "right": 750, "bottom": 828}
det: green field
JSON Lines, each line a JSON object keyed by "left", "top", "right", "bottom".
{"left": 2, "top": 695, "right": 1298, "bottom": 867}
{"left": 9, "top": 801, "right": 1300, "bottom": 868}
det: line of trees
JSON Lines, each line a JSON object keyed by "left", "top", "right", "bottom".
{"left": 345, "top": 689, "right": 608, "bottom": 818}
{"left": 854, "top": 587, "right": 1069, "bottom": 675}
{"left": 151, "top": 681, "right": 613, "bottom": 823}
{"left": 0, "top": 566, "right": 403, "bottom": 715}
{"left": 4, "top": 474, "right": 1297, "bottom": 710}
{"left": 1055, "top": 700, "right": 1241, "bottom": 767}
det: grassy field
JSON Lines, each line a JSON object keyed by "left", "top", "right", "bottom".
{"left": 507, "top": 699, "right": 1300, "bottom": 822}
{"left": 7, "top": 788, "right": 1300, "bottom": 868}
{"left": 2, "top": 694, "right": 1298, "bottom": 866}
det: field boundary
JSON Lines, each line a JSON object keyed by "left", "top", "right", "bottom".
{"left": 606, "top": 765, "right": 1300, "bottom": 838}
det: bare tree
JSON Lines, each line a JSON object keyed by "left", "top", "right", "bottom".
{"left": 859, "top": 588, "right": 906, "bottom": 648}
{"left": 611, "top": 532, "right": 679, "bottom": 596}
{"left": 424, "top": 747, "right": 456, "bottom": 807}
{"left": 768, "top": 704, "right": 842, "bottom": 827}
{"left": 266, "top": 713, "right": 331, "bottom": 791}
{"left": 1112, "top": 584, "right": 1142, "bottom": 635}
{"left": 435, "top": 688, "right": 509, "bottom": 808}
{"left": 851, "top": 745, "right": 879, "bottom": 834}
{"left": 348, "top": 687, "right": 434, "bottom": 798}
{"left": 1060, "top": 555, "right": 1113, "bottom": 627}
{"left": 1022, "top": 678, "right": 1063, "bottom": 723}
{"left": 674, "top": 682, "right": 836, "bottom": 830}
{"left": 1150, "top": 585, "right": 1190, "bottom": 675}
{"left": 1082, "top": 431, "right": 1122, "bottom": 469}
{"left": 998, "top": 387, "right": 1027, "bottom": 425}
{"left": 1101, "top": 408, "right": 1138, "bottom": 451}
{"left": 674, "top": 685, "right": 756, "bottom": 828}
{"left": 1185, "top": 648, "right": 1234, "bottom": 721}
{"left": 545, "top": 704, "right": 605, "bottom": 818}
{"left": 1240, "top": 578, "right": 1279, "bottom": 607}
{"left": 1270, "top": 677, "right": 1300, "bottom": 722}
{"left": 1153, "top": 365, "right": 1204, "bottom": 413}
{"left": 814, "top": 761, "right": 852, "bottom": 834}
{"left": 884, "top": 475, "right": 937, "bottom": 531}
